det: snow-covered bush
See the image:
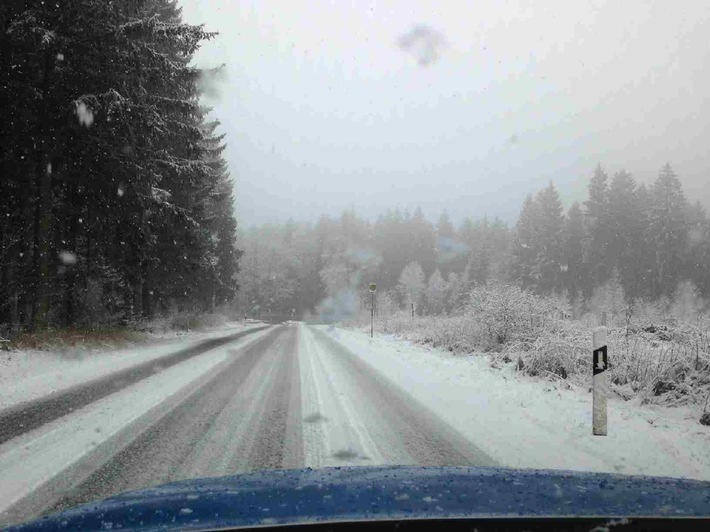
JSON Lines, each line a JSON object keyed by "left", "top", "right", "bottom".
{"left": 500, "top": 314, "right": 710, "bottom": 405}
{"left": 589, "top": 272, "right": 627, "bottom": 323}
{"left": 464, "top": 282, "right": 568, "bottom": 350}
{"left": 344, "top": 281, "right": 710, "bottom": 406}
{"left": 498, "top": 319, "right": 589, "bottom": 381}
{"left": 387, "top": 313, "right": 481, "bottom": 353}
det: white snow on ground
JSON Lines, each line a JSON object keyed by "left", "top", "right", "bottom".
{"left": 299, "top": 325, "right": 389, "bottom": 468}
{"left": 0, "top": 321, "right": 263, "bottom": 410}
{"left": 0, "top": 327, "right": 273, "bottom": 515}
{"left": 322, "top": 325, "right": 710, "bottom": 481}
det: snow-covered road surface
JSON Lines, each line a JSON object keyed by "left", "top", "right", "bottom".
{"left": 0, "top": 323, "right": 494, "bottom": 527}
{"left": 0, "top": 321, "right": 267, "bottom": 411}
{"left": 0, "top": 325, "right": 271, "bottom": 445}
{"left": 5, "top": 320, "right": 707, "bottom": 528}
{"left": 330, "top": 326, "right": 710, "bottom": 482}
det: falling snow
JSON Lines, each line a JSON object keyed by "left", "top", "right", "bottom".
{"left": 76, "top": 102, "right": 94, "bottom": 127}
{"left": 58, "top": 251, "right": 77, "bottom": 265}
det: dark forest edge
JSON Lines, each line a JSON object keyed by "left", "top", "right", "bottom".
{"left": 1, "top": 0, "right": 241, "bottom": 337}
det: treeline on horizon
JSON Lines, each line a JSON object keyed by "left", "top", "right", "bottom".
{"left": 0, "top": 0, "right": 240, "bottom": 333}
{"left": 238, "top": 163, "right": 710, "bottom": 318}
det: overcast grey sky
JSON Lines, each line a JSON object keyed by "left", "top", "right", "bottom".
{"left": 179, "top": 0, "right": 710, "bottom": 227}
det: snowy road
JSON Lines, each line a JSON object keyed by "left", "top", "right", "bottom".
{"left": 0, "top": 325, "right": 271, "bottom": 445}
{"left": 0, "top": 323, "right": 494, "bottom": 527}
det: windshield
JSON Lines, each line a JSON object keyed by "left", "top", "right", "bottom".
{"left": 1, "top": 0, "right": 709, "bottom": 527}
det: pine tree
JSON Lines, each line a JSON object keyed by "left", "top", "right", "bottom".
{"left": 685, "top": 202, "right": 710, "bottom": 297}
{"left": 562, "top": 202, "right": 586, "bottom": 296}
{"left": 608, "top": 170, "right": 643, "bottom": 299}
{"left": 425, "top": 269, "right": 447, "bottom": 314}
{"left": 436, "top": 211, "right": 455, "bottom": 240}
{"left": 0, "top": 0, "right": 241, "bottom": 330}
{"left": 632, "top": 183, "right": 654, "bottom": 300}
{"left": 410, "top": 207, "right": 437, "bottom": 277}
{"left": 510, "top": 194, "right": 540, "bottom": 289}
{"left": 465, "top": 217, "right": 491, "bottom": 286}
{"left": 534, "top": 182, "right": 565, "bottom": 293}
{"left": 584, "top": 165, "right": 612, "bottom": 294}
{"left": 435, "top": 211, "right": 457, "bottom": 277}
{"left": 649, "top": 163, "right": 688, "bottom": 297}
{"left": 485, "top": 217, "right": 511, "bottom": 282}
{"left": 373, "top": 209, "right": 407, "bottom": 288}
{"left": 397, "top": 262, "right": 426, "bottom": 311}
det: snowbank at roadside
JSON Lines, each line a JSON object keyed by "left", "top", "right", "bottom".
{"left": 322, "top": 325, "right": 710, "bottom": 481}
{"left": 0, "top": 321, "right": 264, "bottom": 411}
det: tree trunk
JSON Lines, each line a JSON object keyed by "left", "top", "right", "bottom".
{"left": 31, "top": 48, "right": 54, "bottom": 331}
{"left": 85, "top": 199, "right": 91, "bottom": 288}
{"left": 133, "top": 281, "right": 143, "bottom": 322}
{"left": 64, "top": 182, "right": 78, "bottom": 326}
{"left": 142, "top": 283, "right": 153, "bottom": 319}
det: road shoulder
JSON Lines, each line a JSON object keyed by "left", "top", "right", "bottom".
{"left": 322, "top": 325, "right": 710, "bottom": 481}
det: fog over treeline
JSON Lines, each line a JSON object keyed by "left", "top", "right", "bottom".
{"left": 238, "top": 163, "right": 710, "bottom": 317}
{"left": 178, "top": 1, "right": 710, "bottom": 228}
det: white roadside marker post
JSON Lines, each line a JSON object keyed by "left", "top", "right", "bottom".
{"left": 593, "top": 326, "right": 608, "bottom": 436}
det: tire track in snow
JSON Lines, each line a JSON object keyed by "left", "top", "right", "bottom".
{"left": 43, "top": 325, "right": 301, "bottom": 516}
{"left": 305, "top": 325, "right": 497, "bottom": 467}
{"left": 0, "top": 325, "right": 270, "bottom": 445}
{"left": 3, "top": 322, "right": 495, "bottom": 527}
{"left": 0, "top": 326, "right": 276, "bottom": 528}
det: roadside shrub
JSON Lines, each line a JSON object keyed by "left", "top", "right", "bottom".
{"left": 344, "top": 282, "right": 710, "bottom": 406}
{"left": 498, "top": 319, "right": 589, "bottom": 383}
{"left": 464, "top": 282, "right": 569, "bottom": 350}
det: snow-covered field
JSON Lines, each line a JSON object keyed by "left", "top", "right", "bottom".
{"left": 324, "top": 325, "right": 710, "bottom": 481}
{"left": 0, "top": 321, "right": 263, "bottom": 410}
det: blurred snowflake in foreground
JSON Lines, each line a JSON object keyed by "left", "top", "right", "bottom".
{"left": 397, "top": 25, "right": 446, "bottom": 66}
{"left": 59, "top": 251, "right": 77, "bottom": 265}
{"left": 75, "top": 101, "right": 94, "bottom": 127}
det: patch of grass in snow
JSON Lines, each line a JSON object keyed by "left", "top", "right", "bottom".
{"left": 7, "top": 327, "right": 148, "bottom": 351}
{"left": 143, "top": 310, "right": 231, "bottom": 334}
{"left": 3, "top": 310, "right": 233, "bottom": 351}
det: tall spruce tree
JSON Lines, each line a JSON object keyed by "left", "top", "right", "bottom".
{"left": 584, "top": 165, "right": 611, "bottom": 295}
{"left": 649, "top": 163, "right": 688, "bottom": 297}
{"left": 0, "top": 0, "right": 241, "bottom": 330}
{"left": 608, "top": 170, "right": 643, "bottom": 299}
{"left": 534, "top": 182, "right": 565, "bottom": 293}
{"left": 562, "top": 202, "right": 586, "bottom": 297}
{"left": 510, "top": 194, "right": 540, "bottom": 289}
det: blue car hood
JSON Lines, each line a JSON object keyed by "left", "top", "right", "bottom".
{"left": 9, "top": 466, "right": 710, "bottom": 530}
